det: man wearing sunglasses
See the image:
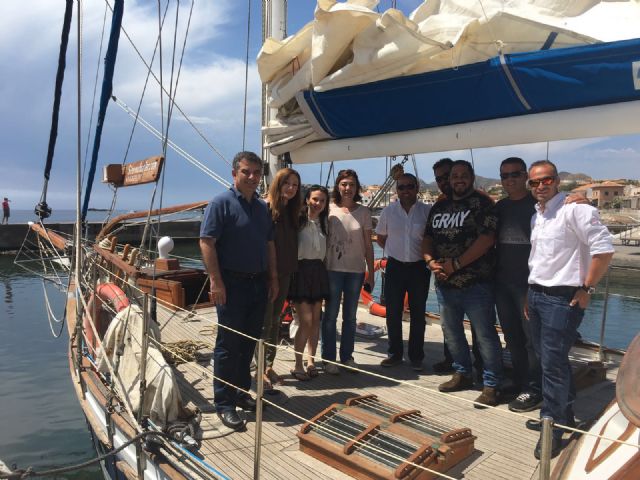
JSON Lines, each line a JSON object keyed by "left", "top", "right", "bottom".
{"left": 526, "top": 160, "right": 614, "bottom": 459}
{"left": 495, "top": 157, "right": 543, "bottom": 413}
{"left": 376, "top": 173, "right": 431, "bottom": 371}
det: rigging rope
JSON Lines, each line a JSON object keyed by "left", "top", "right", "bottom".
{"left": 242, "top": 0, "right": 252, "bottom": 150}
{"left": 0, "top": 431, "right": 174, "bottom": 480}
{"left": 81, "top": 0, "right": 124, "bottom": 222}
{"left": 141, "top": 0, "right": 196, "bottom": 255}
{"left": 36, "top": 0, "right": 74, "bottom": 221}
{"left": 111, "top": 96, "right": 231, "bottom": 187}
{"left": 82, "top": 3, "right": 109, "bottom": 189}
{"left": 103, "top": 0, "right": 230, "bottom": 166}
{"left": 42, "top": 280, "right": 67, "bottom": 338}
{"left": 102, "top": 0, "right": 171, "bottom": 230}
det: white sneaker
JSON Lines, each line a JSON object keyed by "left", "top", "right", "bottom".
{"left": 341, "top": 358, "right": 359, "bottom": 373}
{"left": 324, "top": 362, "right": 340, "bottom": 375}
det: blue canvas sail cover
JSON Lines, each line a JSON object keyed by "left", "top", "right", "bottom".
{"left": 258, "top": 0, "right": 640, "bottom": 158}
{"left": 297, "top": 38, "right": 640, "bottom": 140}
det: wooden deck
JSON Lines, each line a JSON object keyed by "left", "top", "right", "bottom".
{"left": 155, "top": 305, "right": 619, "bottom": 480}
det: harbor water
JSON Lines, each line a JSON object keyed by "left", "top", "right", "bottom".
{"left": 0, "top": 245, "right": 639, "bottom": 478}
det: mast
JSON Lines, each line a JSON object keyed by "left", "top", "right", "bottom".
{"left": 261, "top": 0, "right": 287, "bottom": 188}
{"left": 74, "top": 0, "right": 84, "bottom": 384}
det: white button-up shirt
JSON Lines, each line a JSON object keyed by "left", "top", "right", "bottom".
{"left": 375, "top": 200, "right": 431, "bottom": 262}
{"left": 528, "top": 192, "right": 614, "bottom": 287}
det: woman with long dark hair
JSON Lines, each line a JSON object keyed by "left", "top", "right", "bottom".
{"left": 322, "top": 169, "right": 374, "bottom": 374}
{"left": 288, "top": 185, "right": 330, "bottom": 380}
{"left": 259, "top": 167, "right": 301, "bottom": 387}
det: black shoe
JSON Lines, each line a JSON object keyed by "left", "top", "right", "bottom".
{"left": 432, "top": 360, "right": 455, "bottom": 374}
{"left": 508, "top": 392, "right": 543, "bottom": 413}
{"left": 380, "top": 356, "right": 403, "bottom": 367}
{"left": 526, "top": 416, "right": 576, "bottom": 432}
{"left": 237, "top": 394, "right": 258, "bottom": 412}
{"left": 534, "top": 436, "right": 563, "bottom": 460}
{"left": 218, "top": 410, "right": 245, "bottom": 431}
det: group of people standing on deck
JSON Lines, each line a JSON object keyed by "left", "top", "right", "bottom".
{"left": 199, "top": 152, "right": 375, "bottom": 432}
{"left": 199, "top": 151, "right": 614, "bottom": 460}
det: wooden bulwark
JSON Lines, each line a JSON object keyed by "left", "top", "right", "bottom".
{"left": 96, "top": 201, "right": 208, "bottom": 240}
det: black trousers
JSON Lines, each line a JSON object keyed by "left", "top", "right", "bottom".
{"left": 383, "top": 257, "right": 430, "bottom": 362}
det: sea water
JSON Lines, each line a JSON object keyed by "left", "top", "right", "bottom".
{"left": 1, "top": 246, "right": 638, "bottom": 477}
{"left": 0, "top": 255, "right": 99, "bottom": 478}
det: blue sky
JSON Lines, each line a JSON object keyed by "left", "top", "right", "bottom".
{"left": 0, "top": 0, "right": 638, "bottom": 210}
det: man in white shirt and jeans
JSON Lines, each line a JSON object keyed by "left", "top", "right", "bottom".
{"left": 376, "top": 173, "right": 431, "bottom": 370}
{"left": 526, "top": 160, "right": 614, "bottom": 459}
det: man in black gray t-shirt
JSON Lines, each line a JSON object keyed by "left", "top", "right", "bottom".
{"left": 495, "top": 157, "right": 542, "bottom": 413}
{"left": 424, "top": 160, "right": 503, "bottom": 407}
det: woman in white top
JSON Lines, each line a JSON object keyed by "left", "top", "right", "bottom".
{"left": 288, "top": 186, "right": 330, "bottom": 380}
{"left": 322, "top": 169, "right": 374, "bottom": 374}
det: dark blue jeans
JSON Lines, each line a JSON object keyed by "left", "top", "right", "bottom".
{"left": 527, "top": 288, "right": 584, "bottom": 432}
{"left": 496, "top": 280, "right": 541, "bottom": 393}
{"left": 322, "top": 271, "right": 365, "bottom": 362}
{"left": 213, "top": 271, "right": 268, "bottom": 413}
{"left": 436, "top": 282, "right": 503, "bottom": 387}
{"left": 384, "top": 258, "right": 430, "bottom": 362}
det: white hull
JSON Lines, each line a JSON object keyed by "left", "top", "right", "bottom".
{"left": 553, "top": 401, "right": 640, "bottom": 479}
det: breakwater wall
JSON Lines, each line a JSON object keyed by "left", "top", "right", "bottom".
{"left": 0, "top": 221, "right": 201, "bottom": 252}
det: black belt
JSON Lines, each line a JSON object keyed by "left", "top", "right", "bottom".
{"left": 529, "top": 284, "right": 578, "bottom": 297}
{"left": 388, "top": 257, "right": 425, "bottom": 266}
{"left": 223, "top": 269, "right": 266, "bottom": 280}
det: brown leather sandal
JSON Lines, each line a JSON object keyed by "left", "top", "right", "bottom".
{"left": 290, "top": 369, "right": 311, "bottom": 381}
{"left": 265, "top": 367, "right": 283, "bottom": 386}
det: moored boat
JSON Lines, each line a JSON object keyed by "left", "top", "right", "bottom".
{"left": 9, "top": 1, "right": 640, "bottom": 479}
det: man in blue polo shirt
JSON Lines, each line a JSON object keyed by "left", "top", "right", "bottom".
{"left": 200, "top": 151, "right": 278, "bottom": 432}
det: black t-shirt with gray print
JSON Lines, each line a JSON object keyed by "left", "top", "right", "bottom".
{"left": 425, "top": 191, "right": 497, "bottom": 289}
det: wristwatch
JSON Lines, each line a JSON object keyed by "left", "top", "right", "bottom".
{"left": 580, "top": 284, "right": 596, "bottom": 294}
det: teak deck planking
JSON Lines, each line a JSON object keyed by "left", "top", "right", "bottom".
{"left": 153, "top": 304, "right": 618, "bottom": 480}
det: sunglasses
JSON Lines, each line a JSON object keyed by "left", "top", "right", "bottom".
{"left": 435, "top": 174, "right": 449, "bottom": 183}
{"left": 528, "top": 176, "right": 556, "bottom": 188}
{"left": 500, "top": 171, "right": 525, "bottom": 180}
{"left": 397, "top": 184, "right": 416, "bottom": 191}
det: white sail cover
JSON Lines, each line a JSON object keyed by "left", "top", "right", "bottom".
{"left": 97, "top": 305, "right": 188, "bottom": 428}
{"left": 257, "top": 0, "right": 640, "bottom": 160}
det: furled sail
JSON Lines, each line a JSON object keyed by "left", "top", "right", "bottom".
{"left": 258, "top": 0, "right": 640, "bottom": 163}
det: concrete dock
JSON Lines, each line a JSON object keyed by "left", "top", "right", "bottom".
{"left": 2, "top": 221, "right": 639, "bottom": 270}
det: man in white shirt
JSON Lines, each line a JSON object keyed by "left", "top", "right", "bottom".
{"left": 526, "top": 160, "right": 614, "bottom": 459}
{"left": 376, "top": 173, "right": 431, "bottom": 370}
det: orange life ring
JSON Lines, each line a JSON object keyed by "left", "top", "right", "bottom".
{"left": 83, "top": 283, "right": 130, "bottom": 352}
{"left": 360, "top": 258, "right": 409, "bottom": 318}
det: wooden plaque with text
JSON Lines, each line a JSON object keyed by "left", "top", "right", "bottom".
{"left": 103, "top": 155, "right": 164, "bottom": 187}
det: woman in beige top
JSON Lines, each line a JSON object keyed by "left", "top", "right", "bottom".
{"left": 322, "top": 169, "right": 374, "bottom": 374}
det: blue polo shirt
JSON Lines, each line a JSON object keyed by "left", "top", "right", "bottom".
{"left": 200, "top": 187, "right": 273, "bottom": 273}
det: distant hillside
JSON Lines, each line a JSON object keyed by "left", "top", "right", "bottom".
{"left": 419, "top": 171, "right": 593, "bottom": 191}
{"left": 559, "top": 171, "right": 591, "bottom": 182}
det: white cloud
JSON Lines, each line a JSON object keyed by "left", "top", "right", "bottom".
{"left": 596, "top": 147, "right": 638, "bottom": 155}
